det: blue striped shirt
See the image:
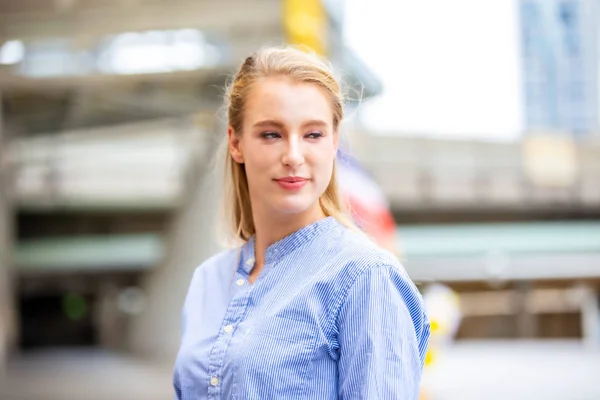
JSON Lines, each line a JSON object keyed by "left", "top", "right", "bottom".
{"left": 173, "top": 217, "right": 430, "bottom": 399}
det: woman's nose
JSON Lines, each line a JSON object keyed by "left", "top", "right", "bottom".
{"left": 281, "top": 136, "right": 305, "bottom": 168}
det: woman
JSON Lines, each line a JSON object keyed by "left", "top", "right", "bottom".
{"left": 173, "top": 46, "right": 430, "bottom": 399}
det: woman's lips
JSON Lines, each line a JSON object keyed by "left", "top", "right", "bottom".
{"left": 274, "top": 177, "right": 309, "bottom": 190}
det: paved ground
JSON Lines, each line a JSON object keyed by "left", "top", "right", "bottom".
{"left": 1, "top": 340, "right": 599, "bottom": 399}
{"left": 0, "top": 349, "right": 173, "bottom": 400}
{"left": 421, "top": 340, "right": 600, "bottom": 400}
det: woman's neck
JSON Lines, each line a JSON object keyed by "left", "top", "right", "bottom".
{"left": 249, "top": 205, "right": 326, "bottom": 281}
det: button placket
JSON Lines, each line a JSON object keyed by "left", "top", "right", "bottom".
{"left": 207, "top": 271, "right": 254, "bottom": 398}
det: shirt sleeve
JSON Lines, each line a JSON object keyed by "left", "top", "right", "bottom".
{"left": 336, "top": 264, "right": 430, "bottom": 400}
{"left": 173, "top": 267, "right": 201, "bottom": 400}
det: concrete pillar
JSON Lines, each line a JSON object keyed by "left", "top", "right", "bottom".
{"left": 128, "top": 114, "right": 224, "bottom": 361}
{"left": 515, "top": 281, "right": 537, "bottom": 338}
{"left": 580, "top": 285, "right": 600, "bottom": 348}
{"left": 0, "top": 91, "right": 17, "bottom": 369}
{"left": 96, "top": 282, "right": 124, "bottom": 351}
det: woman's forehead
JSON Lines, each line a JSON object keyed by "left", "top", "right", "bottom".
{"left": 244, "top": 77, "right": 333, "bottom": 127}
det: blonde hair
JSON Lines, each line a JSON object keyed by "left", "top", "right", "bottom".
{"left": 220, "top": 45, "right": 356, "bottom": 245}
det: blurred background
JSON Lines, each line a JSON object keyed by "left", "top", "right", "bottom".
{"left": 0, "top": 0, "right": 599, "bottom": 399}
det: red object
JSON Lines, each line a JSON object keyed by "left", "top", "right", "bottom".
{"left": 337, "top": 151, "right": 397, "bottom": 254}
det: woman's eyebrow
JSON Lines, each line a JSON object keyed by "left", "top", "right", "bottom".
{"left": 252, "top": 119, "right": 285, "bottom": 129}
{"left": 251, "top": 119, "right": 328, "bottom": 129}
{"left": 302, "top": 119, "right": 328, "bottom": 128}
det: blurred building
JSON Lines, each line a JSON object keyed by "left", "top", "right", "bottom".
{"left": 520, "top": 0, "right": 599, "bottom": 135}
{"left": 352, "top": 132, "right": 600, "bottom": 344}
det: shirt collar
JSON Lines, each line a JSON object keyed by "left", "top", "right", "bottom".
{"left": 239, "top": 216, "right": 340, "bottom": 273}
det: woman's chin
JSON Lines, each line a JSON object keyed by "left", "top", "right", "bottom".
{"left": 271, "top": 197, "right": 318, "bottom": 216}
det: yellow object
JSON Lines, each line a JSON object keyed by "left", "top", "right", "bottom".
{"left": 283, "top": 0, "right": 328, "bottom": 55}
{"left": 424, "top": 347, "right": 436, "bottom": 366}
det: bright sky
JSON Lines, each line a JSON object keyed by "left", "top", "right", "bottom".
{"left": 343, "top": 0, "right": 524, "bottom": 141}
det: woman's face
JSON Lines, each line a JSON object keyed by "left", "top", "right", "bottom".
{"left": 228, "top": 76, "right": 338, "bottom": 220}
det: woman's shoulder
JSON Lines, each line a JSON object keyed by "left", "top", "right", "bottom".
{"left": 189, "top": 247, "right": 240, "bottom": 282}
{"left": 198, "top": 247, "right": 239, "bottom": 269}
{"left": 335, "top": 227, "right": 409, "bottom": 280}
{"left": 330, "top": 227, "right": 429, "bottom": 336}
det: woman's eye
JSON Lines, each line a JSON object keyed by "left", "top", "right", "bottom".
{"left": 306, "top": 132, "right": 323, "bottom": 139}
{"left": 261, "top": 132, "right": 280, "bottom": 139}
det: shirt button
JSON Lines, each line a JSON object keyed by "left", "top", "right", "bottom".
{"left": 246, "top": 257, "right": 254, "bottom": 266}
{"left": 223, "top": 325, "right": 234, "bottom": 334}
{"left": 210, "top": 377, "right": 219, "bottom": 386}
{"left": 236, "top": 279, "right": 245, "bottom": 287}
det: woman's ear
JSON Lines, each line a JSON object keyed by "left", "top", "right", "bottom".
{"left": 228, "top": 126, "right": 244, "bottom": 164}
